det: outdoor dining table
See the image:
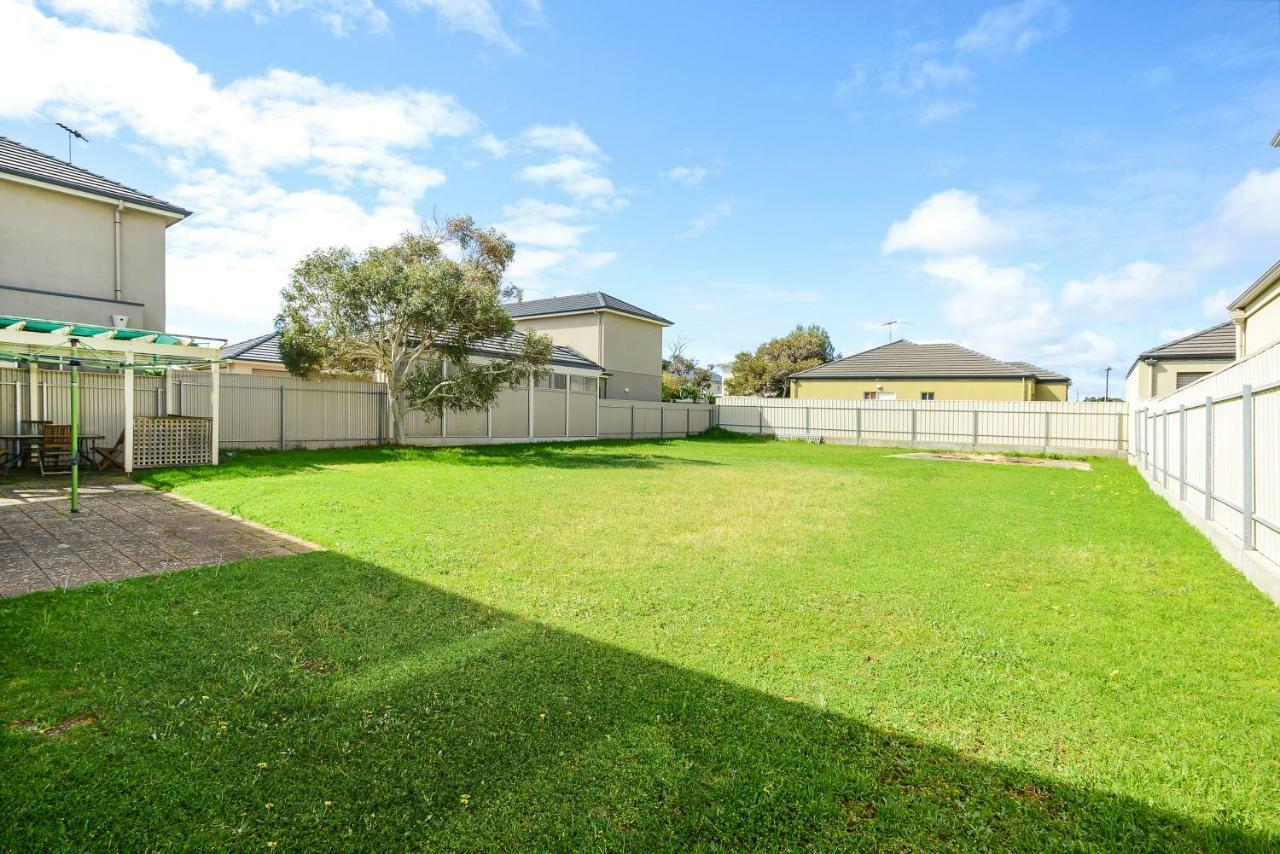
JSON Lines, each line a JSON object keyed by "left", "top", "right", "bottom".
{"left": 0, "top": 433, "right": 105, "bottom": 472}
{"left": 0, "top": 433, "right": 41, "bottom": 473}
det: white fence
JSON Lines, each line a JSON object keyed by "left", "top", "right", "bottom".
{"left": 599, "top": 400, "right": 713, "bottom": 440}
{"left": 716, "top": 396, "right": 1128, "bottom": 455}
{"left": 1130, "top": 339, "right": 1280, "bottom": 603}
{"left": 0, "top": 368, "right": 714, "bottom": 456}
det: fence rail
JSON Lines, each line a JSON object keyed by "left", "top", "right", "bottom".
{"left": 716, "top": 396, "right": 1128, "bottom": 455}
{"left": 1129, "top": 339, "right": 1280, "bottom": 603}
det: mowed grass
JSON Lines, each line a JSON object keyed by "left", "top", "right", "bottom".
{"left": 2, "top": 432, "right": 1278, "bottom": 850}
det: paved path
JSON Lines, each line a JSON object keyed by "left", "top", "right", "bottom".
{"left": 0, "top": 477, "right": 317, "bottom": 598}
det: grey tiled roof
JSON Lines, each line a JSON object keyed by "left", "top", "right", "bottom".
{"left": 223, "top": 331, "right": 603, "bottom": 372}
{"left": 792, "top": 340, "right": 1065, "bottom": 381}
{"left": 505, "top": 292, "right": 672, "bottom": 325}
{"left": 0, "top": 136, "right": 191, "bottom": 217}
{"left": 1136, "top": 322, "right": 1237, "bottom": 361}
{"left": 1006, "top": 361, "right": 1070, "bottom": 383}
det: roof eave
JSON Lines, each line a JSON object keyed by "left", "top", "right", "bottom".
{"left": 1228, "top": 259, "right": 1280, "bottom": 311}
{"left": 511, "top": 307, "right": 673, "bottom": 326}
{"left": 0, "top": 168, "right": 191, "bottom": 220}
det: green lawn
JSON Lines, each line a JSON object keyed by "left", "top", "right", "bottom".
{"left": 3, "top": 433, "right": 1278, "bottom": 850}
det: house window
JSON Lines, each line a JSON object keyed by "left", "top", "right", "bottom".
{"left": 553, "top": 373, "right": 567, "bottom": 390}
{"left": 1176, "top": 372, "right": 1209, "bottom": 389}
{"left": 570, "top": 375, "right": 598, "bottom": 393}
{"left": 533, "top": 373, "right": 554, "bottom": 389}
{"left": 599, "top": 378, "right": 608, "bottom": 398}
{"left": 921, "top": 392, "right": 935, "bottom": 401}
{"left": 863, "top": 391, "right": 877, "bottom": 400}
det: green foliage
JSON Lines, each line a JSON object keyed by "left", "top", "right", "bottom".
{"left": 3, "top": 438, "right": 1277, "bottom": 848}
{"left": 725, "top": 324, "right": 835, "bottom": 396}
{"left": 661, "top": 342, "right": 716, "bottom": 402}
{"left": 276, "top": 216, "right": 552, "bottom": 441}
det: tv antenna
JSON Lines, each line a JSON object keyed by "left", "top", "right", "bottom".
{"left": 55, "top": 123, "right": 88, "bottom": 162}
{"left": 880, "top": 320, "right": 911, "bottom": 342}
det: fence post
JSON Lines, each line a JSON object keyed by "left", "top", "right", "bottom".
{"left": 279, "top": 386, "right": 286, "bottom": 451}
{"left": 1204, "top": 397, "right": 1213, "bottom": 520}
{"left": 1043, "top": 411, "right": 1051, "bottom": 454}
{"left": 855, "top": 407, "right": 862, "bottom": 444}
{"left": 686, "top": 407, "right": 690, "bottom": 437}
{"left": 1115, "top": 411, "right": 1123, "bottom": 453}
{"left": 630, "top": 403, "right": 635, "bottom": 439}
{"left": 659, "top": 406, "right": 664, "bottom": 439}
{"left": 758, "top": 405, "right": 763, "bottom": 435}
{"left": 972, "top": 408, "right": 979, "bottom": 448}
{"left": 1242, "top": 385, "right": 1254, "bottom": 550}
{"left": 804, "top": 405, "right": 810, "bottom": 434}
{"left": 1178, "top": 405, "right": 1186, "bottom": 500}
{"left": 377, "top": 390, "right": 384, "bottom": 445}
{"left": 909, "top": 408, "right": 916, "bottom": 446}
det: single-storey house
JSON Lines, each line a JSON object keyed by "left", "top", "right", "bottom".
{"left": 0, "top": 135, "right": 191, "bottom": 332}
{"left": 1229, "top": 259, "right": 1280, "bottom": 360}
{"left": 506, "top": 292, "right": 671, "bottom": 401}
{"left": 788, "top": 340, "right": 1070, "bottom": 401}
{"left": 1124, "top": 322, "right": 1237, "bottom": 402}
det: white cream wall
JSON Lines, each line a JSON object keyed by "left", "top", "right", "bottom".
{"left": 1126, "top": 358, "right": 1234, "bottom": 401}
{"left": 512, "top": 313, "right": 602, "bottom": 362}
{"left": 0, "top": 180, "right": 168, "bottom": 330}
{"left": 1241, "top": 292, "right": 1280, "bottom": 358}
{"left": 601, "top": 312, "right": 663, "bottom": 401}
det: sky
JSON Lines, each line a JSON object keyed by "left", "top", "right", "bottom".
{"left": 1, "top": 0, "right": 1278, "bottom": 397}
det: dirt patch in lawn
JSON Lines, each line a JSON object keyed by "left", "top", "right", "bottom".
{"left": 894, "top": 452, "right": 1091, "bottom": 471}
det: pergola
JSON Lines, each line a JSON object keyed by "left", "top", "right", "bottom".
{"left": 0, "top": 316, "right": 222, "bottom": 510}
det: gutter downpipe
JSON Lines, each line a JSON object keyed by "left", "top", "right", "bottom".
{"left": 114, "top": 200, "right": 124, "bottom": 302}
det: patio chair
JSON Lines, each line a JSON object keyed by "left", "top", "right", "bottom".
{"left": 94, "top": 431, "right": 125, "bottom": 471}
{"left": 38, "top": 424, "right": 73, "bottom": 476}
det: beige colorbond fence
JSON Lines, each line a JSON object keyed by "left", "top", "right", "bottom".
{"left": 599, "top": 400, "right": 714, "bottom": 439}
{"left": 1130, "top": 339, "right": 1280, "bottom": 603}
{"left": 716, "top": 396, "right": 1128, "bottom": 455}
{"left": 1, "top": 368, "right": 713, "bottom": 455}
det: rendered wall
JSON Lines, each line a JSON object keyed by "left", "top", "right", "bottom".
{"left": 792, "top": 377, "right": 1036, "bottom": 401}
{"left": 0, "top": 180, "right": 169, "bottom": 330}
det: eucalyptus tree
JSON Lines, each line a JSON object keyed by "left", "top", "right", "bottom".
{"left": 277, "top": 217, "right": 552, "bottom": 444}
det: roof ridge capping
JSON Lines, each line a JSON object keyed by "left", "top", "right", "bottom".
{"left": 790, "top": 339, "right": 1067, "bottom": 381}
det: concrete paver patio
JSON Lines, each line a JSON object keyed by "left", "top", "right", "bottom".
{"left": 0, "top": 477, "right": 317, "bottom": 598}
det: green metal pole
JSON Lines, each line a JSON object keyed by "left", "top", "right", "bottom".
{"left": 70, "top": 359, "right": 80, "bottom": 513}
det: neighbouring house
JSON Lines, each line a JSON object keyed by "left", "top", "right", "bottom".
{"left": 788, "top": 340, "right": 1071, "bottom": 401}
{"left": 221, "top": 329, "right": 605, "bottom": 383}
{"left": 1124, "top": 322, "right": 1237, "bottom": 402}
{"left": 708, "top": 372, "right": 725, "bottom": 397}
{"left": 0, "top": 136, "right": 191, "bottom": 332}
{"left": 1229, "top": 259, "right": 1280, "bottom": 360}
{"left": 505, "top": 292, "right": 672, "bottom": 401}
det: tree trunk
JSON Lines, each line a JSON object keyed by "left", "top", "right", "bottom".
{"left": 387, "top": 364, "right": 408, "bottom": 445}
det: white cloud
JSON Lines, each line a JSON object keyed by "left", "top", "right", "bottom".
{"left": 405, "top": 0, "right": 520, "bottom": 52}
{"left": 883, "top": 52, "right": 973, "bottom": 96}
{"left": 165, "top": 170, "right": 421, "bottom": 327}
{"left": 919, "top": 99, "right": 973, "bottom": 125}
{"left": 40, "top": 0, "right": 524, "bottom": 45}
{"left": 665, "top": 165, "right": 708, "bottom": 187}
{"left": 1219, "top": 168, "right": 1280, "bottom": 233}
{"left": 520, "top": 156, "right": 615, "bottom": 199}
{"left": 1061, "top": 261, "right": 1172, "bottom": 318}
{"left": 517, "top": 124, "right": 603, "bottom": 158}
{"left": 954, "top": 0, "right": 1071, "bottom": 55}
{"left": 1201, "top": 287, "right": 1236, "bottom": 319}
{"left": 496, "top": 198, "right": 593, "bottom": 249}
{"left": 882, "top": 190, "right": 1009, "bottom": 254}
{"left": 680, "top": 200, "right": 733, "bottom": 238}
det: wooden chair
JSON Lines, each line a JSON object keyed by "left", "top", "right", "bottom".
{"left": 38, "top": 424, "right": 73, "bottom": 476}
{"left": 94, "top": 431, "right": 126, "bottom": 471}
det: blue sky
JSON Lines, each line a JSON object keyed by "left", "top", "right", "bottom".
{"left": 2, "top": 0, "right": 1278, "bottom": 396}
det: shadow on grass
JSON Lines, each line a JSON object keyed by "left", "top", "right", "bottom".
{"left": 0, "top": 553, "right": 1269, "bottom": 850}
